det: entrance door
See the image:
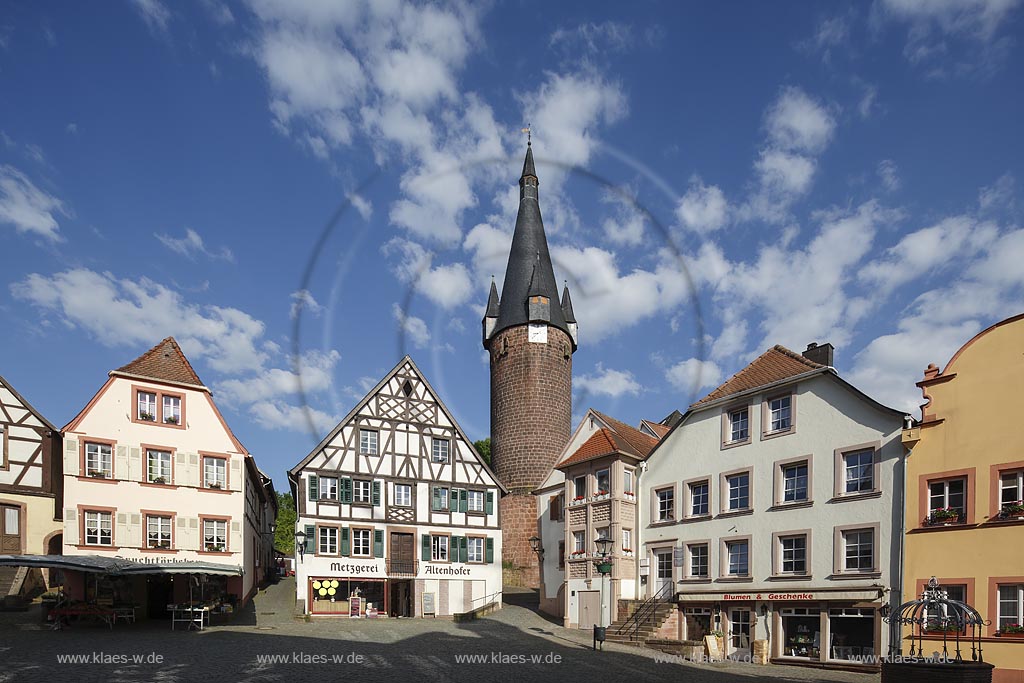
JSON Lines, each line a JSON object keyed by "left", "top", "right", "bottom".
{"left": 578, "top": 590, "right": 601, "bottom": 629}
{"left": 654, "top": 549, "right": 673, "bottom": 596}
{"left": 1, "top": 506, "right": 21, "bottom": 553}
{"left": 147, "top": 576, "right": 173, "bottom": 619}
{"left": 729, "top": 608, "right": 752, "bottom": 659}
{"left": 389, "top": 580, "right": 412, "bottom": 617}
{"left": 390, "top": 533, "right": 415, "bottom": 575}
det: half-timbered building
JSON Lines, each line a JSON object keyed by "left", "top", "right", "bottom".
{"left": 0, "top": 375, "right": 62, "bottom": 597}
{"left": 289, "top": 355, "right": 505, "bottom": 618}
{"left": 60, "top": 337, "right": 277, "bottom": 613}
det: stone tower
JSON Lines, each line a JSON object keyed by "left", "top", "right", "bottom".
{"left": 482, "top": 143, "right": 577, "bottom": 587}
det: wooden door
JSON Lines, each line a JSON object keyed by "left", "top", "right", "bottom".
{"left": 390, "top": 532, "right": 414, "bottom": 574}
{"left": 1, "top": 506, "right": 20, "bottom": 553}
{"left": 578, "top": 590, "right": 601, "bottom": 629}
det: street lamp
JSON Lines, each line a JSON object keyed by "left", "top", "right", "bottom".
{"left": 528, "top": 535, "right": 543, "bottom": 557}
{"left": 295, "top": 529, "right": 307, "bottom": 560}
{"left": 593, "top": 535, "right": 614, "bottom": 650}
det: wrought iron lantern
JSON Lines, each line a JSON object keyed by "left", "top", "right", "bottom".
{"left": 885, "top": 576, "right": 989, "bottom": 663}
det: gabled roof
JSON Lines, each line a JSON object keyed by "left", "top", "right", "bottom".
{"left": 639, "top": 419, "right": 670, "bottom": 438}
{"left": 112, "top": 337, "right": 206, "bottom": 388}
{"left": 0, "top": 374, "right": 57, "bottom": 431}
{"left": 691, "top": 345, "right": 824, "bottom": 408}
{"left": 556, "top": 410, "right": 660, "bottom": 470}
{"left": 288, "top": 355, "right": 507, "bottom": 493}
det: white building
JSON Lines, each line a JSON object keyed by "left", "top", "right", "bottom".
{"left": 640, "top": 343, "right": 906, "bottom": 669}
{"left": 289, "top": 356, "right": 505, "bottom": 618}
{"left": 60, "top": 338, "right": 277, "bottom": 612}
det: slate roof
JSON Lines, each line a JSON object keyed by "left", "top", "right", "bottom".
{"left": 691, "top": 345, "right": 823, "bottom": 408}
{"left": 113, "top": 337, "right": 205, "bottom": 387}
{"left": 557, "top": 411, "right": 661, "bottom": 469}
{"left": 486, "top": 144, "right": 574, "bottom": 347}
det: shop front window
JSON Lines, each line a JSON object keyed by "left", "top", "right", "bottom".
{"left": 781, "top": 607, "right": 820, "bottom": 659}
{"left": 829, "top": 608, "right": 875, "bottom": 661}
{"left": 684, "top": 607, "right": 711, "bottom": 641}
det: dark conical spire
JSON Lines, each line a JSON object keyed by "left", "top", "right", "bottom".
{"left": 482, "top": 143, "right": 576, "bottom": 350}
{"left": 485, "top": 278, "right": 500, "bottom": 317}
{"left": 560, "top": 283, "right": 576, "bottom": 323}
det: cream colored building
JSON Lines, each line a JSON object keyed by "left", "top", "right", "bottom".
{"left": 61, "top": 338, "right": 276, "bottom": 611}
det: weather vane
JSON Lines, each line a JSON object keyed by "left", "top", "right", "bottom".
{"left": 521, "top": 123, "right": 531, "bottom": 145}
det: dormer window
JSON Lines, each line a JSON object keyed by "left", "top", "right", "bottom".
{"left": 528, "top": 294, "right": 550, "bottom": 322}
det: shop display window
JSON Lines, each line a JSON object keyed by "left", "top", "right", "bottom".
{"left": 781, "top": 607, "right": 820, "bottom": 659}
{"left": 828, "top": 608, "right": 875, "bottom": 661}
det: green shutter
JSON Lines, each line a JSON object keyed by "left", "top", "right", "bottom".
{"left": 340, "top": 527, "right": 350, "bottom": 556}
{"left": 372, "top": 481, "right": 381, "bottom": 506}
{"left": 459, "top": 489, "right": 468, "bottom": 513}
{"left": 485, "top": 537, "right": 494, "bottom": 563}
{"left": 485, "top": 491, "right": 494, "bottom": 514}
{"left": 460, "top": 536, "right": 468, "bottom": 563}
{"left": 304, "top": 524, "right": 315, "bottom": 554}
{"left": 422, "top": 534, "right": 431, "bottom": 561}
{"left": 431, "top": 486, "right": 441, "bottom": 511}
{"left": 340, "top": 477, "right": 352, "bottom": 503}
{"left": 308, "top": 475, "right": 318, "bottom": 501}
{"left": 451, "top": 535, "right": 461, "bottom": 562}
{"left": 374, "top": 529, "right": 383, "bottom": 557}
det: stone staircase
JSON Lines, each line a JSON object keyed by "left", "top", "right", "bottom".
{"left": 604, "top": 598, "right": 676, "bottom": 645}
{"left": 0, "top": 566, "right": 27, "bottom": 610}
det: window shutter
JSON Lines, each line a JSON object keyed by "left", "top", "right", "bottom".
{"left": 129, "top": 448, "right": 142, "bottom": 481}
{"left": 460, "top": 536, "right": 468, "bottom": 563}
{"left": 431, "top": 486, "right": 441, "bottom": 511}
{"left": 422, "top": 534, "right": 431, "bottom": 561}
{"left": 115, "top": 446, "right": 128, "bottom": 479}
{"left": 373, "top": 529, "right": 383, "bottom": 557}
{"left": 64, "top": 509, "right": 78, "bottom": 545}
{"left": 64, "top": 440, "right": 79, "bottom": 476}
{"left": 485, "top": 491, "right": 494, "bottom": 515}
{"left": 485, "top": 537, "right": 494, "bottom": 563}
{"left": 459, "top": 489, "right": 468, "bottom": 513}
{"left": 308, "top": 475, "right": 318, "bottom": 501}
{"left": 372, "top": 481, "right": 381, "bottom": 506}
{"left": 341, "top": 477, "right": 353, "bottom": 504}
{"left": 451, "top": 535, "right": 461, "bottom": 562}
{"left": 304, "top": 524, "right": 315, "bottom": 554}
{"left": 341, "top": 527, "right": 350, "bottom": 556}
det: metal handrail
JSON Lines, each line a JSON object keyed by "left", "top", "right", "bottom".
{"left": 615, "top": 580, "right": 674, "bottom": 641}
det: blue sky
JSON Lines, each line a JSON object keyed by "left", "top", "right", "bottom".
{"left": 1, "top": 0, "right": 1022, "bottom": 491}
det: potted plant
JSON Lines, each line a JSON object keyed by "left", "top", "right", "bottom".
{"left": 571, "top": 495, "right": 585, "bottom": 505}
{"left": 926, "top": 507, "right": 962, "bottom": 525}
{"left": 151, "top": 476, "right": 167, "bottom": 485}
{"left": 622, "top": 547, "right": 634, "bottom": 557}
{"left": 207, "top": 481, "right": 222, "bottom": 490}
{"left": 206, "top": 543, "right": 225, "bottom": 552}
{"left": 88, "top": 469, "right": 107, "bottom": 479}
{"left": 999, "top": 500, "right": 1024, "bottom": 519}
{"left": 164, "top": 415, "right": 179, "bottom": 425}
{"left": 998, "top": 623, "right": 1024, "bottom": 637}
{"left": 139, "top": 412, "right": 155, "bottom": 421}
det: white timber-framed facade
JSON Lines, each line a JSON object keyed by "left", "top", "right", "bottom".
{"left": 289, "top": 355, "right": 505, "bottom": 618}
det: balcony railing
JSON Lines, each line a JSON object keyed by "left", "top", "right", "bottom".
{"left": 386, "top": 559, "right": 417, "bottom": 576}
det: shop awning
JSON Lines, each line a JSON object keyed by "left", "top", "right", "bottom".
{"left": 0, "top": 555, "right": 242, "bottom": 576}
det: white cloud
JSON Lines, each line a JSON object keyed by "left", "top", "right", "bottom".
{"left": 383, "top": 238, "right": 473, "bottom": 310}
{"left": 249, "top": 400, "right": 339, "bottom": 434}
{"left": 676, "top": 179, "right": 729, "bottom": 234}
{"left": 155, "top": 227, "right": 235, "bottom": 262}
{"left": 576, "top": 364, "right": 642, "bottom": 398}
{"left": 600, "top": 186, "right": 646, "bottom": 246}
{"left": 130, "top": 0, "right": 171, "bottom": 34}
{"left": 391, "top": 302, "right": 431, "bottom": 348}
{"left": 877, "top": 159, "right": 901, "bottom": 192}
{"left": 857, "top": 82, "right": 880, "bottom": 119}
{"left": 290, "top": 289, "right": 323, "bottom": 320}
{"left": 216, "top": 349, "right": 339, "bottom": 404}
{"left": 349, "top": 193, "right": 372, "bottom": 221}
{"left": 802, "top": 14, "right": 851, "bottom": 61}
{"left": 11, "top": 268, "right": 268, "bottom": 374}
{"left": 549, "top": 21, "right": 634, "bottom": 54}
{"left": 0, "top": 165, "right": 67, "bottom": 242}
{"left": 667, "top": 358, "right": 723, "bottom": 393}
{"left": 978, "top": 173, "right": 1015, "bottom": 213}
{"left": 764, "top": 86, "right": 836, "bottom": 154}
{"left": 65, "top": 123, "right": 78, "bottom": 135}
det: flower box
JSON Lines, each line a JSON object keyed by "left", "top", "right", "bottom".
{"left": 88, "top": 470, "right": 108, "bottom": 479}
{"left": 205, "top": 545, "right": 225, "bottom": 553}
{"left": 569, "top": 496, "right": 587, "bottom": 506}
{"left": 207, "top": 482, "right": 223, "bottom": 490}
{"left": 139, "top": 412, "right": 155, "bottom": 422}
{"left": 925, "top": 507, "right": 963, "bottom": 525}
{"left": 998, "top": 501, "right": 1024, "bottom": 519}
{"left": 163, "top": 416, "right": 179, "bottom": 425}
{"left": 151, "top": 476, "right": 167, "bottom": 485}
{"left": 592, "top": 492, "right": 611, "bottom": 502}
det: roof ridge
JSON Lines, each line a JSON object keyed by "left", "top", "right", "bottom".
{"left": 114, "top": 337, "right": 205, "bottom": 387}
{"left": 591, "top": 410, "right": 659, "bottom": 457}
{"left": 691, "top": 345, "right": 826, "bottom": 408}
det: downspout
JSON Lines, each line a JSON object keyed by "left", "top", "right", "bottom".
{"left": 893, "top": 423, "right": 911, "bottom": 656}
{"left": 637, "top": 461, "right": 647, "bottom": 598}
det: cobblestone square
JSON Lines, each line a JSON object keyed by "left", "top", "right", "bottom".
{"left": 0, "top": 580, "right": 879, "bottom": 683}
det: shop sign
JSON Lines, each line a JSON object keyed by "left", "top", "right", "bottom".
{"left": 328, "top": 562, "right": 382, "bottom": 575}
{"left": 424, "top": 564, "right": 472, "bottom": 576}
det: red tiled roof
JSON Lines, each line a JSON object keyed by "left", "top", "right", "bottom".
{"left": 556, "top": 411, "right": 661, "bottom": 469}
{"left": 114, "top": 337, "right": 205, "bottom": 387}
{"left": 691, "top": 345, "right": 823, "bottom": 408}
{"left": 641, "top": 420, "right": 671, "bottom": 438}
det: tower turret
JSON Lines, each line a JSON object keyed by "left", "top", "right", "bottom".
{"left": 483, "top": 143, "right": 577, "bottom": 588}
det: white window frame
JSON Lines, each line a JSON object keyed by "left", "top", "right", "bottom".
{"left": 928, "top": 478, "right": 966, "bottom": 519}
{"left": 162, "top": 395, "right": 181, "bottom": 424}
{"left": 146, "top": 515, "right": 172, "bottom": 549}
{"left": 431, "top": 534, "right": 449, "bottom": 561}
{"left": 843, "top": 529, "right": 874, "bottom": 571}
{"left": 359, "top": 429, "right": 378, "bottom": 455}
{"left": 352, "top": 528, "right": 371, "bottom": 557}
{"left": 689, "top": 480, "right": 709, "bottom": 516}
{"left": 203, "top": 456, "right": 226, "bottom": 489}
{"left": 467, "top": 489, "right": 484, "bottom": 513}
{"left": 595, "top": 468, "right": 610, "bottom": 495}
{"left": 998, "top": 584, "right": 1024, "bottom": 632}
{"left": 353, "top": 479, "right": 372, "bottom": 504}
{"left": 1001, "top": 471, "right": 1024, "bottom": 507}
{"left": 394, "top": 483, "right": 412, "bottom": 507}
{"left": 768, "top": 395, "right": 792, "bottom": 433}
{"left": 146, "top": 449, "right": 172, "bottom": 483}
{"left": 467, "top": 537, "right": 484, "bottom": 563}
{"left": 318, "top": 526, "right": 338, "bottom": 555}
{"left": 319, "top": 476, "right": 339, "bottom": 501}
{"left": 729, "top": 407, "right": 749, "bottom": 443}
{"left": 574, "top": 475, "right": 587, "bottom": 499}
{"left": 656, "top": 487, "right": 675, "bottom": 522}
{"left": 843, "top": 450, "right": 874, "bottom": 493}
{"left": 623, "top": 469, "right": 634, "bottom": 494}
{"left": 727, "top": 472, "right": 750, "bottom": 511}
{"left": 137, "top": 391, "right": 157, "bottom": 421}
{"left": 203, "top": 519, "right": 227, "bottom": 552}
{"left": 780, "top": 535, "right": 807, "bottom": 574}
{"left": 622, "top": 528, "right": 632, "bottom": 552}
{"left": 85, "top": 442, "right": 113, "bottom": 478}
{"left": 688, "top": 543, "right": 709, "bottom": 578}
{"left": 431, "top": 438, "right": 449, "bottom": 464}
{"left": 727, "top": 540, "right": 749, "bottom": 576}
{"left": 782, "top": 462, "right": 809, "bottom": 503}
{"left": 84, "top": 511, "right": 112, "bottom": 546}
{"left": 573, "top": 531, "right": 585, "bottom": 553}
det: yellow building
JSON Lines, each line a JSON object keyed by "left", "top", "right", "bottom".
{"left": 902, "top": 313, "right": 1024, "bottom": 683}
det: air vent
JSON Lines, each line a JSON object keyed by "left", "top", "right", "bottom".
{"left": 402, "top": 380, "right": 413, "bottom": 397}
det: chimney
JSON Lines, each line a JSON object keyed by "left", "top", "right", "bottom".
{"left": 803, "top": 342, "right": 834, "bottom": 367}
